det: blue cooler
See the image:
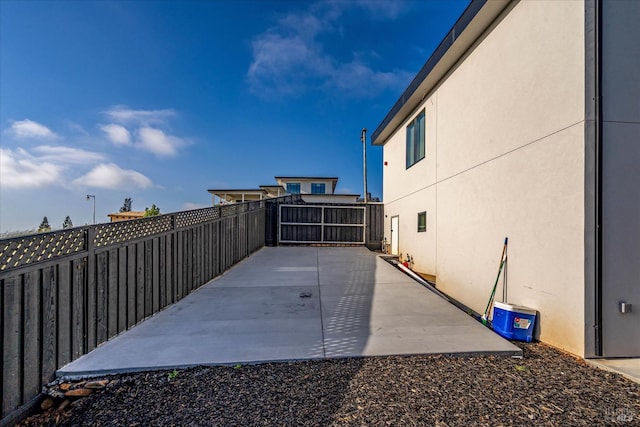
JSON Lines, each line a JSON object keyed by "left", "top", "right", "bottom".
{"left": 492, "top": 301, "right": 537, "bottom": 342}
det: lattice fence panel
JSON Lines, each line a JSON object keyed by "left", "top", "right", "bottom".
{"left": 0, "top": 229, "right": 86, "bottom": 271}
{"left": 175, "top": 207, "right": 221, "bottom": 229}
{"left": 94, "top": 215, "right": 173, "bottom": 247}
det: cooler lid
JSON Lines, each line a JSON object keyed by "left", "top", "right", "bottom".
{"left": 494, "top": 301, "right": 537, "bottom": 315}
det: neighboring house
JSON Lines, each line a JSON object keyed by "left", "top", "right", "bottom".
{"left": 209, "top": 176, "right": 359, "bottom": 205}
{"left": 107, "top": 211, "right": 146, "bottom": 222}
{"left": 372, "top": 0, "right": 639, "bottom": 358}
{"left": 208, "top": 189, "right": 274, "bottom": 204}
{"left": 274, "top": 176, "right": 338, "bottom": 195}
{"left": 274, "top": 176, "right": 359, "bottom": 204}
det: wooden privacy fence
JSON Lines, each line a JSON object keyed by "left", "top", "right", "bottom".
{"left": 276, "top": 202, "right": 384, "bottom": 249}
{"left": 0, "top": 201, "right": 266, "bottom": 419}
{"left": 279, "top": 204, "right": 366, "bottom": 244}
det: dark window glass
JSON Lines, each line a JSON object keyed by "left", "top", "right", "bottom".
{"left": 417, "top": 211, "right": 426, "bottom": 232}
{"left": 311, "top": 183, "right": 326, "bottom": 194}
{"left": 286, "top": 183, "right": 300, "bottom": 194}
{"left": 406, "top": 110, "right": 425, "bottom": 168}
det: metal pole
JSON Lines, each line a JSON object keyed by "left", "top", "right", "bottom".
{"left": 86, "top": 194, "right": 96, "bottom": 224}
{"left": 361, "top": 128, "right": 368, "bottom": 203}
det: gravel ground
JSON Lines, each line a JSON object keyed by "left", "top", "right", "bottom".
{"left": 19, "top": 342, "right": 640, "bottom": 426}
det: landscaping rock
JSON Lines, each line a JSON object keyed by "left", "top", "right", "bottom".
{"left": 16, "top": 343, "right": 640, "bottom": 426}
{"left": 40, "top": 398, "right": 54, "bottom": 411}
{"left": 64, "top": 388, "right": 94, "bottom": 398}
{"left": 85, "top": 380, "right": 109, "bottom": 389}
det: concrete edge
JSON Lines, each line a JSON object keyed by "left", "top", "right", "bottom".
{"left": 56, "top": 349, "right": 523, "bottom": 381}
{"left": 586, "top": 360, "right": 640, "bottom": 385}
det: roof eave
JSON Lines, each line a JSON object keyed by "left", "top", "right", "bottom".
{"left": 371, "top": 0, "right": 512, "bottom": 146}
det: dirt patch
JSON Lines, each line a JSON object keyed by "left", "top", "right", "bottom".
{"left": 18, "top": 343, "right": 640, "bottom": 426}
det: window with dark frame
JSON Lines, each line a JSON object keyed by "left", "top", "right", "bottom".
{"left": 311, "top": 183, "right": 325, "bottom": 194}
{"left": 406, "top": 110, "right": 425, "bottom": 168}
{"left": 417, "top": 211, "right": 426, "bottom": 232}
{"left": 286, "top": 183, "right": 301, "bottom": 194}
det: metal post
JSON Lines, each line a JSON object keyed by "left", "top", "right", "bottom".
{"left": 86, "top": 194, "right": 96, "bottom": 224}
{"left": 361, "top": 128, "right": 368, "bottom": 203}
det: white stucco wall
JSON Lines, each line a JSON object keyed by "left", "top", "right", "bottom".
{"left": 382, "top": 0, "right": 586, "bottom": 355}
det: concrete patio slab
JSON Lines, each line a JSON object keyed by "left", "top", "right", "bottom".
{"left": 57, "top": 246, "right": 521, "bottom": 378}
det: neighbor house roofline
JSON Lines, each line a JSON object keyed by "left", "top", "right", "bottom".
{"left": 207, "top": 189, "right": 266, "bottom": 193}
{"left": 371, "top": 0, "right": 511, "bottom": 146}
{"left": 273, "top": 176, "right": 339, "bottom": 181}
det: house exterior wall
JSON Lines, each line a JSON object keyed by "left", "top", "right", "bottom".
{"left": 382, "top": 0, "right": 586, "bottom": 355}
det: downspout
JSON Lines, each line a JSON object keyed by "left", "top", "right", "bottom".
{"left": 594, "top": 0, "right": 603, "bottom": 357}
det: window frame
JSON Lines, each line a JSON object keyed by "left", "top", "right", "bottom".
{"left": 406, "top": 109, "right": 425, "bottom": 169}
{"left": 286, "top": 183, "right": 301, "bottom": 194}
{"left": 311, "top": 183, "right": 326, "bottom": 194}
{"left": 417, "top": 211, "right": 427, "bottom": 233}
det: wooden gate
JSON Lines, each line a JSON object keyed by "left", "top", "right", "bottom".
{"left": 278, "top": 204, "right": 366, "bottom": 244}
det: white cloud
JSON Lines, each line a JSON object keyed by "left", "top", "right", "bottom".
{"left": 72, "top": 163, "right": 152, "bottom": 189}
{"left": 0, "top": 148, "right": 65, "bottom": 188}
{"left": 100, "top": 107, "right": 186, "bottom": 156}
{"left": 7, "top": 119, "right": 58, "bottom": 139}
{"left": 100, "top": 124, "right": 131, "bottom": 145}
{"left": 137, "top": 127, "right": 182, "bottom": 157}
{"left": 247, "top": 1, "right": 412, "bottom": 97}
{"left": 103, "top": 106, "right": 176, "bottom": 126}
{"left": 32, "top": 145, "right": 105, "bottom": 164}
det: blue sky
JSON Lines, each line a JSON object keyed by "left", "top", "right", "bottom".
{"left": 0, "top": 0, "right": 469, "bottom": 232}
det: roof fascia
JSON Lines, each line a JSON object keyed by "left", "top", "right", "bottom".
{"left": 371, "top": 0, "right": 512, "bottom": 146}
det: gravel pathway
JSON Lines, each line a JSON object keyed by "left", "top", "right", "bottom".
{"left": 19, "top": 343, "right": 640, "bottom": 426}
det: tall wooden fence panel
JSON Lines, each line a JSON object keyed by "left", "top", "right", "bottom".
{"left": 275, "top": 202, "right": 384, "bottom": 249}
{"left": 0, "top": 201, "right": 265, "bottom": 419}
{"left": 365, "top": 203, "right": 384, "bottom": 251}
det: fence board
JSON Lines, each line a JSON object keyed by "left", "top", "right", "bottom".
{"left": 186, "top": 229, "right": 193, "bottom": 293}
{"left": 96, "top": 251, "right": 108, "bottom": 346}
{"left": 71, "top": 258, "right": 85, "bottom": 359}
{"left": 118, "top": 247, "right": 127, "bottom": 333}
{"left": 144, "top": 241, "right": 153, "bottom": 317}
{"left": 213, "top": 222, "right": 219, "bottom": 276}
{"left": 42, "top": 266, "right": 57, "bottom": 383}
{"left": 194, "top": 227, "right": 199, "bottom": 289}
{"left": 108, "top": 249, "right": 118, "bottom": 338}
{"left": 166, "top": 234, "right": 173, "bottom": 305}
{"left": 206, "top": 223, "right": 212, "bottom": 279}
{"left": 127, "top": 246, "right": 136, "bottom": 329}
{"left": 2, "top": 276, "right": 22, "bottom": 418}
{"left": 58, "top": 262, "right": 72, "bottom": 368}
{"left": 191, "top": 228, "right": 197, "bottom": 290}
{"left": 86, "top": 253, "right": 97, "bottom": 352}
{"left": 23, "top": 270, "right": 41, "bottom": 404}
{"left": 159, "top": 236, "right": 166, "bottom": 309}
{"left": 152, "top": 238, "right": 160, "bottom": 313}
{"left": 187, "top": 228, "right": 198, "bottom": 293}
{"left": 136, "top": 242, "right": 145, "bottom": 323}
{"left": 176, "top": 232, "right": 183, "bottom": 301}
